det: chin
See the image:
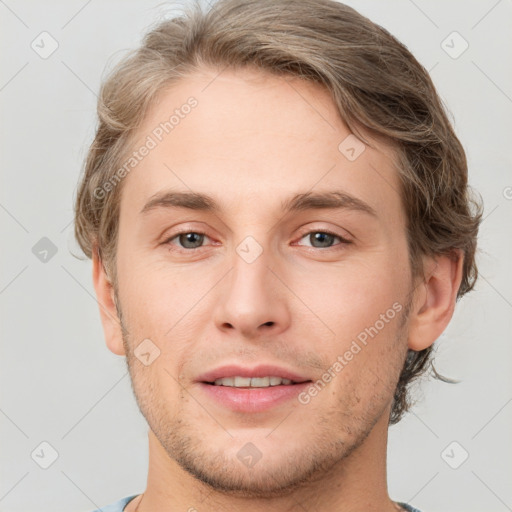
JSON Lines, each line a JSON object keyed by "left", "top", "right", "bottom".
{"left": 174, "top": 451, "right": 330, "bottom": 498}
{"left": 157, "top": 423, "right": 356, "bottom": 498}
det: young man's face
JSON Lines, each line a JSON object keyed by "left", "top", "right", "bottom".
{"left": 98, "top": 68, "right": 422, "bottom": 495}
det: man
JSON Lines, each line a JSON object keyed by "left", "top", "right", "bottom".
{"left": 74, "top": 0, "right": 482, "bottom": 510}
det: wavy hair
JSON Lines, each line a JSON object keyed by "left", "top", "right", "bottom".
{"left": 74, "top": 0, "right": 483, "bottom": 424}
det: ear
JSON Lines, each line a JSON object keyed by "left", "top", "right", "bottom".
{"left": 92, "top": 246, "right": 126, "bottom": 356}
{"left": 407, "top": 250, "right": 464, "bottom": 351}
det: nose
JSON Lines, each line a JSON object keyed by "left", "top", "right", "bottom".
{"left": 213, "top": 247, "right": 291, "bottom": 339}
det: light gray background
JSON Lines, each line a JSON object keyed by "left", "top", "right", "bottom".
{"left": 1, "top": 1, "right": 511, "bottom": 511}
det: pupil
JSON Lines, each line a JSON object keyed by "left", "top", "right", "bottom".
{"left": 312, "top": 232, "right": 333, "bottom": 247}
{"left": 181, "top": 232, "right": 203, "bottom": 248}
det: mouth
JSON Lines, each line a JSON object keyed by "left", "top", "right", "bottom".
{"left": 203, "top": 376, "right": 310, "bottom": 387}
{"left": 196, "top": 365, "right": 313, "bottom": 412}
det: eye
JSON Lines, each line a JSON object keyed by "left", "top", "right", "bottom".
{"left": 162, "top": 229, "right": 351, "bottom": 253}
{"left": 164, "top": 231, "right": 211, "bottom": 250}
{"left": 296, "top": 230, "right": 351, "bottom": 249}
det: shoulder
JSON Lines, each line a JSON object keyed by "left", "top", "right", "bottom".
{"left": 397, "top": 503, "right": 423, "bottom": 512}
{"left": 88, "top": 494, "right": 139, "bottom": 512}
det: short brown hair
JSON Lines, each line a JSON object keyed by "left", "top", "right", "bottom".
{"left": 74, "top": 0, "right": 483, "bottom": 424}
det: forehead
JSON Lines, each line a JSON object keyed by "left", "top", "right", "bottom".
{"left": 119, "top": 67, "right": 403, "bottom": 226}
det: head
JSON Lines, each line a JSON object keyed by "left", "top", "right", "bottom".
{"left": 74, "top": 0, "right": 482, "bottom": 497}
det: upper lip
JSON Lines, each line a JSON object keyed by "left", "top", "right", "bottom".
{"left": 196, "top": 364, "right": 312, "bottom": 384}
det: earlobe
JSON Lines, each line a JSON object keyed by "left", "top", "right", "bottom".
{"left": 407, "top": 250, "right": 464, "bottom": 351}
{"left": 91, "top": 247, "right": 126, "bottom": 356}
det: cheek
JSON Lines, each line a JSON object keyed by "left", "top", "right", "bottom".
{"left": 301, "top": 260, "right": 408, "bottom": 386}
{"left": 303, "top": 262, "right": 404, "bottom": 337}
{"left": 116, "top": 249, "right": 198, "bottom": 332}
{"left": 117, "top": 264, "right": 215, "bottom": 388}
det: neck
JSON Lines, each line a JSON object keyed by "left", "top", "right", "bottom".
{"left": 129, "top": 410, "right": 401, "bottom": 512}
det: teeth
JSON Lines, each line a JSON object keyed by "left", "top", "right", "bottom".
{"left": 213, "top": 376, "right": 294, "bottom": 387}
{"left": 250, "top": 377, "right": 270, "bottom": 387}
{"left": 234, "top": 376, "right": 251, "bottom": 387}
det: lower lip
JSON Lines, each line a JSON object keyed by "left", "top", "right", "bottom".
{"left": 197, "top": 382, "right": 311, "bottom": 413}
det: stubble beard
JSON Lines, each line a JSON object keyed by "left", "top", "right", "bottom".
{"left": 115, "top": 289, "right": 412, "bottom": 498}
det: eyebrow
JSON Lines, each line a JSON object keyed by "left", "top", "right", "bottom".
{"left": 140, "top": 190, "right": 378, "bottom": 218}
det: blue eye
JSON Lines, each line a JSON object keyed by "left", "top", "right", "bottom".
{"left": 301, "top": 232, "right": 337, "bottom": 248}
{"left": 297, "top": 231, "right": 350, "bottom": 249}
{"left": 166, "top": 232, "right": 208, "bottom": 250}
{"left": 163, "top": 229, "right": 350, "bottom": 253}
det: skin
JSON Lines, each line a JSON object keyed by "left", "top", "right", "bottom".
{"left": 92, "top": 67, "right": 463, "bottom": 512}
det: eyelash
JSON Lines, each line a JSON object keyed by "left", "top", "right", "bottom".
{"left": 163, "top": 229, "right": 351, "bottom": 253}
